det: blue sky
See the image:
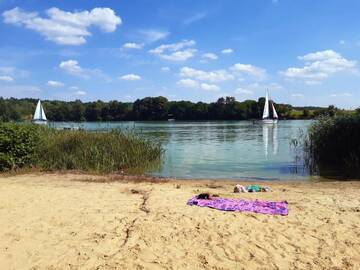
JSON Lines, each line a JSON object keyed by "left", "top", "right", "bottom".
{"left": 0, "top": 0, "right": 360, "bottom": 108}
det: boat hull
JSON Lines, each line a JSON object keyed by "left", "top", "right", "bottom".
{"left": 262, "top": 119, "right": 278, "bottom": 124}
{"left": 32, "top": 120, "right": 47, "bottom": 125}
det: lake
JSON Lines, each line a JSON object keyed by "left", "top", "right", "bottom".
{"left": 52, "top": 120, "right": 313, "bottom": 181}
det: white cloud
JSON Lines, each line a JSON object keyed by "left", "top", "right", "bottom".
{"left": 119, "top": 74, "right": 141, "bottom": 81}
{"left": 122, "top": 42, "right": 144, "bottom": 49}
{"left": 231, "top": 63, "right": 267, "bottom": 80}
{"left": 59, "top": 59, "right": 107, "bottom": 80}
{"left": 2, "top": 7, "right": 121, "bottom": 45}
{"left": 68, "top": 86, "right": 86, "bottom": 96}
{"left": 200, "top": 83, "right": 219, "bottom": 91}
{"left": 47, "top": 80, "right": 64, "bottom": 87}
{"left": 0, "top": 66, "right": 29, "bottom": 81}
{"left": 177, "top": 78, "right": 199, "bottom": 88}
{"left": 235, "top": 88, "right": 253, "bottom": 94}
{"left": 291, "top": 93, "right": 304, "bottom": 97}
{"left": 177, "top": 79, "right": 219, "bottom": 91}
{"left": 281, "top": 50, "right": 357, "bottom": 84}
{"left": 149, "top": 40, "right": 197, "bottom": 61}
{"left": 298, "top": 50, "right": 340, "bottom": 61}
{"left": 74, "top": 90, "right": 86, "bottom": 96}
{"left": 329, "top": 92, "right": 352, "bottom": 97}
{"left": 59, "top": 59, "right": 86, "bottom": 77}
{"left": 161, "top": 67, "right": 170, "bottom": 72}
{"left": 202, "top": 53, "right": 218, "bottom": 61}
{"left": 179, "top": 66, "right": 234, "bottom": 82}
{"left": 221, "top": 48, "right": 234, "bottom": 54}
{"left": 138, "top": 29, "right": 169, "bottom": 43}
{"left": 0, "top": 75, "right": 14, "bottom": 82}
{"left": 234, "top": 82, "right": 282, "bottom": 95}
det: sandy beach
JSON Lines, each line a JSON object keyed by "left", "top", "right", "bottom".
{"left": 0, "top": 173, "right": 359, "bottom": 270}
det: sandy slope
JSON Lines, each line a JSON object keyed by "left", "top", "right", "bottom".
{"left": 0, "top": 173, "right": 359, "bottom": 270}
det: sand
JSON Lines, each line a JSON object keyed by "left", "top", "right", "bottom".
{"left": 0, "top": 173, "right": 359, "bottom": 270}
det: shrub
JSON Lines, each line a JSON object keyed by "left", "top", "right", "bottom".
{"left": 0, "top": 123, "right": 39, "bottom": 171}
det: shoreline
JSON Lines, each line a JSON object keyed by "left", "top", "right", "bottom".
{"left": 3, "top": 169, "right": 359, "bottom": 184}
{"left": 1, "top": 173, "right": 359, "bottom": 269}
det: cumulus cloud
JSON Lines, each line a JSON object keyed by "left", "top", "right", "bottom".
{"left": 221, "top": 48, "right": 234, "bottom": 54}
{"left": 177, "top": 78, "right": 199, "bottom": 88}
{"left": 202, "top": 53, "right": 218, "bottom": 61}
{"left": 47, "top": 80, "right": 64, "bottom": 87}
{"left": 177, "top": 78, "right": 219, "bottom": 91}
{"left": 280, "top": 50, "right": 357, "bottom": 84}
{"left": 235, "top": 88, "right": 253, "bottom": 94}
{"left": 59, "top": 59, "right": 107, "bottom": 80}
{"left": 200, "top": 83, "right": 219, "bottom": 91}
{"left": 0, "top": 75, "right": 14, "bottom": 82}
{"left": 119, "top": 74, "right": 141, "bottom": 81}
{"left": 59, "top": 59, "right": 86, "bottom": 77}
{"left": 149, "top": 40, "right": 197, "bottom": 61}
{"left": 179, "top": 66, "right": 234, "bottom": 82}
{"left": 231, "top": 63, "right": 267, "bottom": 80}
{"left": 122, "top": 42, "right": 144, "bottom": 49}
{"left": 2, "top": 7, "right": 121, "bottom": 45}
{"left": 234, "top": 83, "right": 282, "bottom": 95}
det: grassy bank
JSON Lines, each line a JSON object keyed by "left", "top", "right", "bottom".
{"left": 294, "top": 112, "right": 360, "bottom": 178}
{"left": 0, "top": 123, "right": 162, "bottom": 173}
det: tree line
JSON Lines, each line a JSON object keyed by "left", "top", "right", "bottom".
{"left": 0, "top": 96, "right": 342, "bottom": 122}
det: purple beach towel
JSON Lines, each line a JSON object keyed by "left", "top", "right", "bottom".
{"left": 187, "top": 196, "right": 288, "bottom": 216}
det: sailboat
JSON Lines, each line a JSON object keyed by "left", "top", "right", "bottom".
{"left": 32, "top": 100, "right": 47, "bottom": 125}
{"left": 262, "top": 90, "right": 278, "bottom": 124}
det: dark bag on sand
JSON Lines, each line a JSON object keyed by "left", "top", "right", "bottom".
{"left": 197, "top": 193, "right": 211, "bottom": 200}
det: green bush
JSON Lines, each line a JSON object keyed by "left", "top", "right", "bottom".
{"left": 0, "top": 123, "right": 39, "bottom": 171}
{"left": 0, "top": 123, "right": 162, "bottom": 173}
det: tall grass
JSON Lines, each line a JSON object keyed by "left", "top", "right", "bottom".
{"left": 292, "top": 113, "right": 360, "bottom": 178}
{"left": 0, "top": 123, "right": 163, "bottom": 173}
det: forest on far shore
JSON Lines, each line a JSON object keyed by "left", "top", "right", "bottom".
{"left": 0, "top": 96, "right": 349, "bottom": 122}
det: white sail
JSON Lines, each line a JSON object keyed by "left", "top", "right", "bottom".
{"left": 271, "top": 102, "right": 278, "bottom": 119}
{"left": 41, "top": 105, "right": 47, "bottom": 120}
{"left": 33, "top": 100, "right": 47, "bottom": 121}
{"left": 262, "top": 91, "right": 269, "bottom": 119}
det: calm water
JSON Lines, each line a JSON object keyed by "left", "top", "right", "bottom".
{"left": 52, "top": 120, "right": 313, "bottom": 181}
